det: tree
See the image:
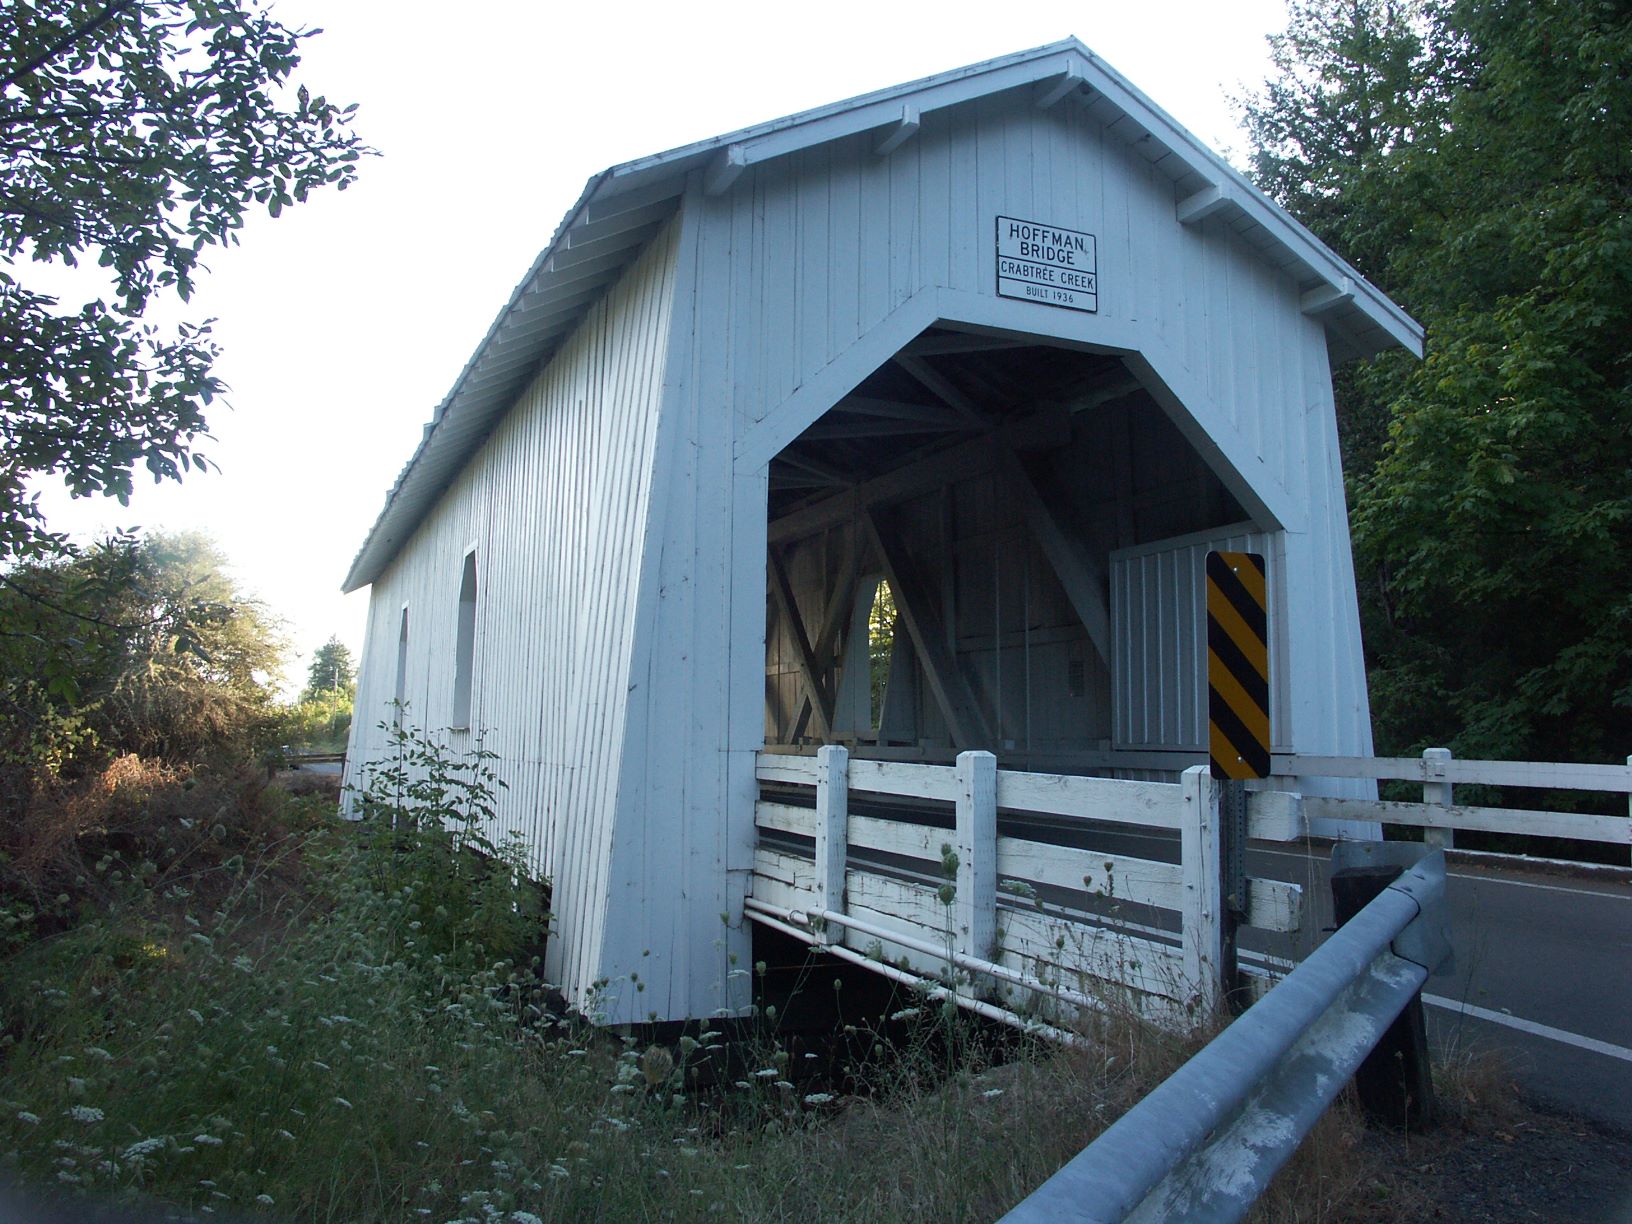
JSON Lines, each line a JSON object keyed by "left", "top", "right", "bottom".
{"left": 0, "top": 0, "right": 366, "bottom": 560}
{"left": 1237, "top": 0, "right": 1443, "bottom": 288}
{"left": 1244, "top": 0, "right": 1632, "bottom": 763}
{"left": 0, "top": 530, "right": 285, "bottom": 787}
{"left": 1235, "top": 0, "right": 1446, "bottom": 481}
{"left": 303, "top": 635, "right": 355, "bottom": 701}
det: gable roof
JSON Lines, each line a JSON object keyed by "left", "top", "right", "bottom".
{"left": 343, "top": 38, "right": 1423, "bottom": 593}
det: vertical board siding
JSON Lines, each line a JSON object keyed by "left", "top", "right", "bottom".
{"left": 347, "top": 223, "right": 680, "bottom": 1009}
{"left": 698, "top": 91, "right": 1367, "bottom": 760}
{"left": 352, "top": 79, "right": 1381, "bottom": 1025}
{"left": 1109, "top": 526, "right": 1290, "bottom": 754}
{"left": 622, "top": 89, "right": 1372, "bottom": 1011}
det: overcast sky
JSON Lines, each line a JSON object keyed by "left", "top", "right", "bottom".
{"left": 34, "top": 0, "right": 1289, "bottom": 695}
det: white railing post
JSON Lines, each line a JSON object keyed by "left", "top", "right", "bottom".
{"left": 1422, "top": 747, "right": 1453, "bottom": 850}
{"left": 1181, "top": 765, "right": 1223, "bottom": 1016}
{"left": 814, "top": 744, "right": 849, "bottom": 944}
{"left": 955, "top": 750, "right": 997, "bottom": 961}
{"left": 1625, "top": 755, "right": 1631, "bottom": 868}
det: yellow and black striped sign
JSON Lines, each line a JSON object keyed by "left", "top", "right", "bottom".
{"left": 1207, "top": 550, "right": 1270, "bottom": 780}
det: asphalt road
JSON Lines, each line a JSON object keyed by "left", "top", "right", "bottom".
{"left": 1098, "top": 829, "right": 1632, "bottom": 1133}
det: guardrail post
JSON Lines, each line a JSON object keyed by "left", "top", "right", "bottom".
{"left": 1181, "top": 765, "right": 1223, "bottom": 1017}
{"left": 1422, "top": 747, "right": 1453, "bottom": 850}
{"left": 814, "top": 745, "right": 849, "bottom": 944}
{"left": 1330, "top": 852, "right": 1436, "bottom": 1130}
{"left": 1626, "top": 755, "right": 1631, "bottom": 868}
{"left": 955, "top": 750, "right": 997, "bottom": 961}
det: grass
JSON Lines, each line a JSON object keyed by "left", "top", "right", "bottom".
{"left": 0, "top": 745, "right": 1531, "bottom": 1222}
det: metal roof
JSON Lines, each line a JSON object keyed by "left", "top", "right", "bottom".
{"left": 343, "top": 38, "right": 1424, "bottom": 593}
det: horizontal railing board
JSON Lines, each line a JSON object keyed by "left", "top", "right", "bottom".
{"left": 846, "top": 869, "right": 1189, "bottom": 1006}
{"left": 752, "top": 846, "right": 815, "bottom": 891}
{"left": 994, "top": 771, "right": 1183, "bottom": 829}
{"left": 1277, "top": 755, "right": 1632, "bottom": 794}
{"left": 754, "top": 801, "right": 815, "bottom": 838}
{"left": 750, "top": 847, "right": 1189, "bottom": 1009}
{"left": 764, "top": 748, "right": 1632, "bottom": 796}
{"left": 756, "top": 756, "right": 823, "bottom": 786}
{"left": 1301, "top": 797, "right": 1630, "bottom": 845}
{"left": 754, "top": 806, "right": 1302, "bottom": 932}
{"left": 997, "top": 836, "right": 1183, "bottom": 909}
{"left": 847, "top": 758, "right": 960, "bottom": 802}
{"left": 990, "top": 901, "right": 1189, "bottom": 1007}
{"left": 851, "top": 812, "right": 948, "bottom": 860}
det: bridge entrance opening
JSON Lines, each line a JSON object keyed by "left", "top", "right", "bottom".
{"left": 763, "top": 325, "right": 1257, "bottom": 773}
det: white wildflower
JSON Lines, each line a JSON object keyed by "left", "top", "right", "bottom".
{"left": 193, "top": 1134, "right": 224, "bottom": 1146}
{"left": 65, "top": 1105, "right": 103, "bottom": 1124}
{"left": 803, "top": 1092, "right": 835, "bottom": 1106}
{"left": 547, "top": 1164, "right": 569, "bottom": 1180}
{"left": 255, "top": 1195, "right": 275, "bottom": 1206}
{"left": 121, "top": 1138, "right": 166, "bottom": 1160}
{"left": 65, "top": 1076, "right": 86, "bottom": 1095}
{"left": 753, "top": 1068, "right": 778, "bottom": 1079}
{"left": 276, "top": 1129, "right": 295, "bottom": 1141}
{"left": 232, "top": 956, "right": 253, "bottom": 973}
{"left": 982, "top": 1087, "right": 1005, "bottom": 1099}
{"left": 332, "top": 1096, "right": 353, "bottom": 1109}
{"left": 84, "top": 1047, "right": 113, "bottom": 1062}
{"left": 890, "top": 1007, "right": 921, "bottom": 1021}
{"left": 186, "top": 1008, "right": 204, "bottom": 1024}
{"left": 510, "top": 1214, "right": 545, "bottom": 1224}
{"left": 16, "top": 1111, "right": 40, "bottom": 1125}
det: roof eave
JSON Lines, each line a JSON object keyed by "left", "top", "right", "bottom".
{"left": 342, "top": 38, "right": 1423, "bottom": 594}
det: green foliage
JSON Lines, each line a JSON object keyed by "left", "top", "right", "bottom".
{"left": 1244, "top": 0, "right": 1632, "bottom": 762}
{"left": 302, "top": 635, "right": 356, "bottom": 702}
{"left": 0, "top": 739, "right": 1469, "bottom": 1222}
{"left": 347, "top": 718, "right": 539, "bottom": 974}
{"left": 0, "top": 531, "right": 285, "bottom": 795}
{"left": 277, "top": 688, "right": 352, "bottom": 752}
{"left": 0, "top": 0, "right": 367, "bottom": 561}
{"left": 1237, "top": 0, "right": 1444, "bottom": 288}
{"left": 868, "top": 579, "right": 897, "bottom": 730}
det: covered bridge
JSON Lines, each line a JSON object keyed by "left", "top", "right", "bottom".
{"left": 342, "top": 40, "right": 1423, "bottom": 1026}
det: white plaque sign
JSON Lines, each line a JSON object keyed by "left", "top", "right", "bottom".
{"left": 995, "top": 216, "right": 1097, "bottom": 312}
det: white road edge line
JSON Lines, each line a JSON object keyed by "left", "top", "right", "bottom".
{"left": 1248, "top": 845, "right": 1629, "bottom": 900}
{"left": 1444, "top": 873, "right": 1630, "bottom": 900}
{"left": 1423, "top": 994, "right": 1632, "bottom": 1064}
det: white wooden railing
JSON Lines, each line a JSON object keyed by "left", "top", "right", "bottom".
{"left": 746, "top": 747, "right": 1304, "bottom": 1030}
{"left": 1274, "top": 749, "right": 1632, "bottom": 861}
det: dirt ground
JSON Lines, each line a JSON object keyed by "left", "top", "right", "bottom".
{"left": 1364, "top": 1093, "right": 1632, "bottom": 1222}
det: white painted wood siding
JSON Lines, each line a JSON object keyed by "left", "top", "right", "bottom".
{"left": 347, "top": 223, "right": 681, "bottom": 1010}
{"left": 1110, "top": 525, "right": 1287, "bottom": 753}
{"left": 353, "top": 78, "right": 1382, "bottom": 1025}
{"left": 704, "top": 92, "right": 1372, "bottom": 758}
{"left": 622, "top": 89, "right": 1375, "bottom": 1018}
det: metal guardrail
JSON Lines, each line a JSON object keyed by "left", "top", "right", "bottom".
{"left": 283, "top": 749, "right": 346, "bottom": 766}
{"left": 1000, "top": 850, "right": 1452, "bottom": 1224}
